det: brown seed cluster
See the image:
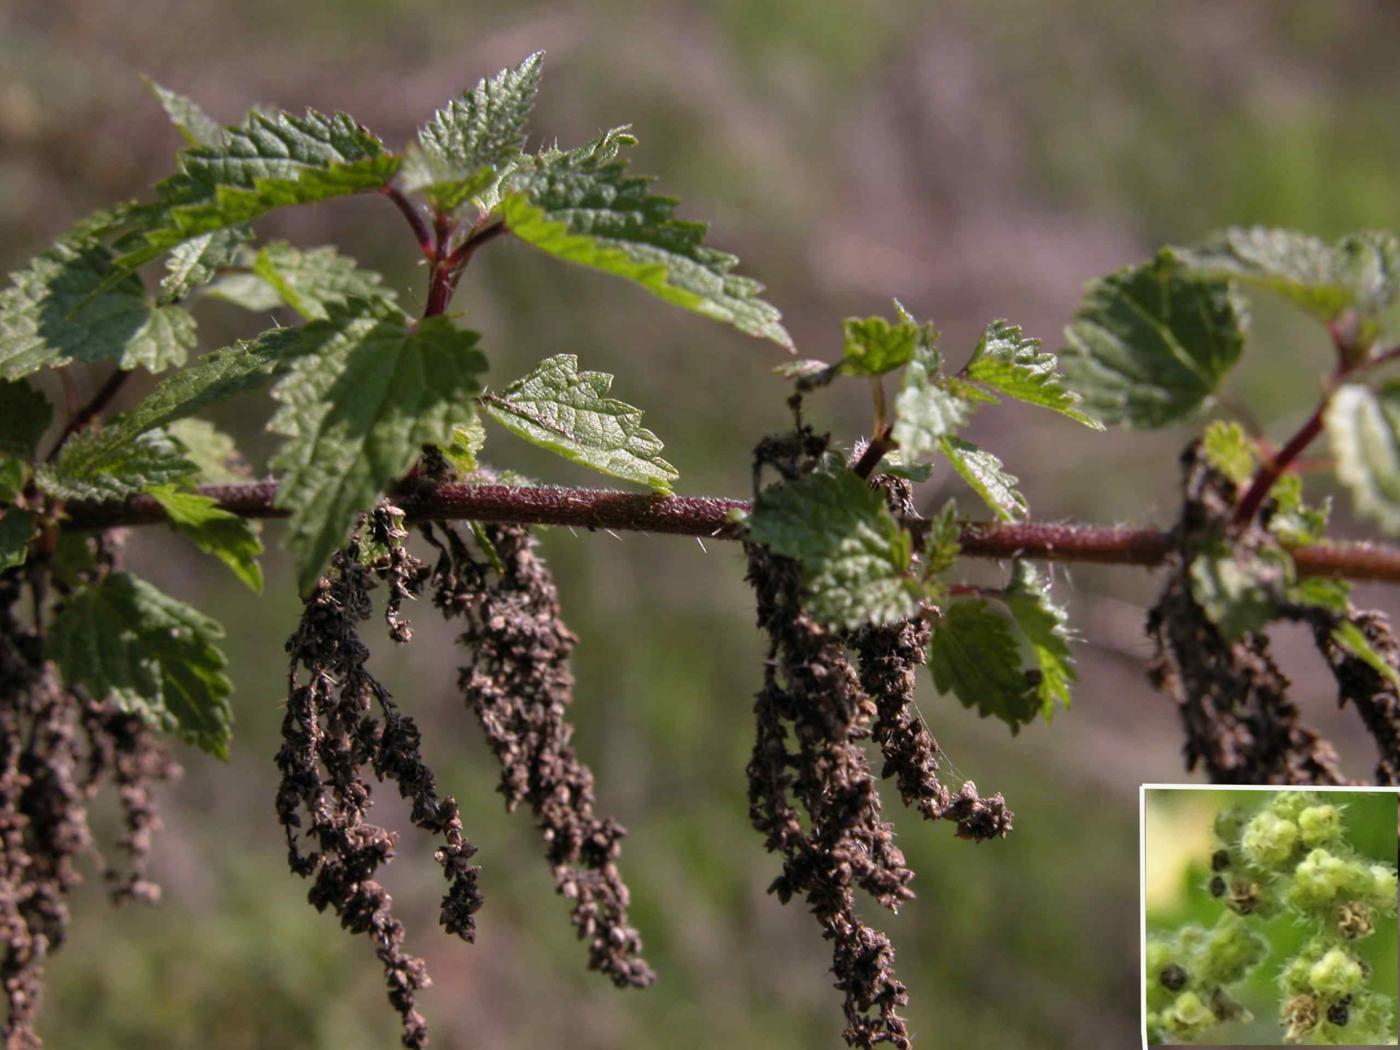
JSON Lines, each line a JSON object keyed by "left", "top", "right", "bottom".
{"left": 743, "top": 423, "right": 1011, "bottom": 1049}
{"left": 0, "top": 541, "right": 179, "bottom": 1048}
{"left": 1305, "top": 606, "right": 1400, "bottom": 784}
{"left": 276, "top": 505, "right": 481, "bottom": 1049}
{"left": 427, "top": 519, "right": 654, "bottom": 989}
{"left": 1147, "top": 444, "right": 1344, "bottom": 784}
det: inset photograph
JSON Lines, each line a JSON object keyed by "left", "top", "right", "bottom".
{"left": 1144, "top": 787, "right": 1399, "bottom": 1046}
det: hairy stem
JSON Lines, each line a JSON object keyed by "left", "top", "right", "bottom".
{"left": 1232, "top": 399, "right": 1328, "bottom": 527}
{"left": 57, "top": 481, "right": 1400, "bottom": 582}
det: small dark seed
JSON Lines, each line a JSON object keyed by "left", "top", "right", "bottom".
{"left": 1209, "top": 875, "right": 1227, "bottom": 897}
{"left": 1327, "top": 1002, "right": 1349, "bottom": 1027}
{"left": 1160, "top": 964, "right": 1188, "bottom": 992}
{"left": 1211, "top": 849, "right": 1230, "bottom": 871}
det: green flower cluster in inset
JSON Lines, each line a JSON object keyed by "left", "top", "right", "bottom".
{"left": 1147, "top": 792, "right": 1398, "bottom": 1045}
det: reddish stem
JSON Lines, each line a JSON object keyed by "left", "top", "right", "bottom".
{"left": 1231, "top": 403, "right": 1328, "bottom": 527}
{"left": 57, "top": 481, "right": 1400, "bottom": 582}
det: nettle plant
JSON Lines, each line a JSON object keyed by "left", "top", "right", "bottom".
{"left": 4, "top": 50, "right": 1400, "bottom": 1049}
{"left": 1147, "top": 791, "right": 1399, "bottom": 1045}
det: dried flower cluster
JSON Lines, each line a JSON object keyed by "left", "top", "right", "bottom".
{"left": 427, "top": 519, "right": 654, "bottom": 989}
{"left": 1305, "top": 608, "right": 1400, "bottom": 784}
{"left": 0, "top": 542, "right": 179, "bottom": 1048}
{"left": 276, "top": 505, "right": 481, "bottom": 1049}
{"left": 743, "top": 423, "right": 1011, "bottom": 1049}
{"left": 1148, "top": 446, "right": 1344, "bottom": 784}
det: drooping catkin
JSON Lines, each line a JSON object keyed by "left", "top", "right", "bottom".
{"left": 276, "top": 505, "right": 481, "bottom": 1049}
{"left": 428, "top": 519, "right": 654, "bottom": 990}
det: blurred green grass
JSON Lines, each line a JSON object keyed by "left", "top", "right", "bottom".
{"left": 4, "top": 1, "right": 1400, "bottom": 1047}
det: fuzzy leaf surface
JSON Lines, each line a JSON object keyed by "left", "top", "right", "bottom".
{"left": 891, "top": 339, "right": 969, "bottom": 460}
{"left": 1202, "top": 420, "right": 1255, "bottom": 485}
{"left": 938, "top": 436, "right": 1027, "bottom": 521}
{"left": 1175, "top": 227, "right": 1400, "bottom": 344}
{"left": 48, "top": 571, "right": 233, "bottom": 757}
{"left": 839, "top": 315, "right": 928, "bottom": 376}
{"left": 145, "top": 79, "right": 224, "bottom": 147}
{"left": 965, "top": 319, "right": 1102, "bottom": 428}
{"left": 39, "top": 429, "right": 195, "bottom": 501}
{"left": 245, "top": 241, "right": 395, "bottom": 320}
{"left": 0, "top": 242, "right": 197, "bottom": 378}
{"left": 1002, "top": 562, "right": 1075, "bottom": 717}
{"left": 1188, "top": 540, "right": 1293, "bottom": 640}
{"left": 147, "top": 484, "right": 263, "bottom": 591}
{"left": 1061, "top": 253, "right": 1246, "bottom": 428}
{"left": 1326, "top": 382, "right": 1400, "bottom": 533}
{"left": 442, "top": 417, "right": 487, "bottom": 475}
{"left": 117, "top": 110, "right": 400, "bottom": 270}
{"left": 483, "top": 353, "right": 677, "bottom": 492}
{"left": 501, "top": 130, "right": 791, "bottom": 348}
{"left": 402, "top": 52, "right": 542, "bottom": 209}
{"left": 159, "top": 227, "right": 251, "bottom": 303}
{"left": 748, "top": 469, "right": 920, "bottom": 630}
{"left": 928, "top": 599, "right": 1040, "bottom": 731}
{"left": 269, "top": 299, "right": 488, "bottom": 590}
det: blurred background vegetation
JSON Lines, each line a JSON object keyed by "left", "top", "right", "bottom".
{"left": 1145, "top": 789, "right": 1399, "bottom": 1044}
{"left": 4, "top": 1, "right": 1400, "bottom": 1046}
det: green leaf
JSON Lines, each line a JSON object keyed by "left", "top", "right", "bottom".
{"left": 159, "top": 226, "right": 251, "bottom": 303}
{"left": 928, "top": 599, "right": 1040, "bottom": 731}
{"left": 891, "top": 338, "right": 969, "bottom": 459}
{"left": 146, "top": 484, "right": 263, "bottom": 592}
{"left": 1174, "top": 228, "right": 1354, "bottom": 322}
{"left": 0, "top": 459, "right": 27, "bottom": 503}
{"left": 482, "top": 353, "right": 678, "bottom": 492}
{"left": 116, "top": 109, "right": 401, "bottom": 271}
{"left": 1175, "top": 227, "right": 1400, "bottom": 345}
{"left": 0, "top": 509, "right": 36, "bottom": 571}
{"left": 964, "top": 319, "right": 1103, "bottom": 429}
{"left": 39, "top": 429, "right": 195, "bottom": 501}
{"left": 249, "top": 241, "right": 395, "bottom": 320}
{"left": 1201, "top": 420, "right": 1256, "bottom": 485}
{"left": 1265, "top": 473, "right": 1328, "bottom": 547}
{"left": 1287, "top": 576, "right": 1351, "bottom": 614}
{"left": 145, "top": 78, "right": 224, "bottom": 147}
{"left": 36, "top": 325, "right": 307, "bottom": 489}
{"left": 201, "top": 272, "right": 284, "bottom": 313}
{"left": 0, "top": 241, "right": 197, "bottom": 379}
{"left": 0, "top": 380, "right": 52, "bottom": 459}
{"left": 921, "top": 499, "right": 961, "bottom": 578}
{"left": 938, "top": 436, "right": 1027, "bottom": 521}
{"left": 1061, "top": 253, "right": 1247, "bottom": 428}
{"left": 501, "top": 130, "right": 791, "bottom": 348}
{"left": 1188, "top": 540, "right": 1293, "bottom": 640}
{"left": 748, "top": 468, "right": 921, "bottom": 630}
{"left": 48, "top": 571, "right": 233, "bottom": 757}
{"left": 1332, "top": 620, "right": 1400, "bottom": 685}
{"left": 269, "top": 299, "right": 488, "bottom": 591}
{"left": 441, "top": 417, "right": 486, "bottom": 475}
{"left": 402, "top": 51, "right": 543, "bottom": 210}
{"left": 1285, "top": 577, "right": 1400, "bottom": 685}
{"left": 167, "top": 419, "right": 247, "bottom": 483}
{"left": 1326, "top": 382, "right": 1400, "bottom": 533}
{"left": 1002, "top": 562, "right": 1075, "bottom": 717}
{"left": 839, "top": 315, "right": 929, "bottom": 376}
